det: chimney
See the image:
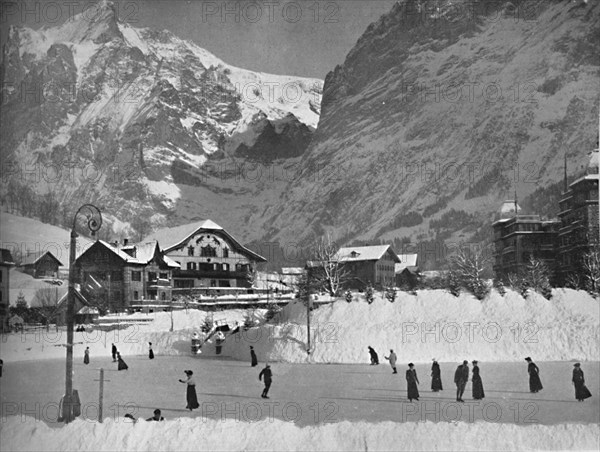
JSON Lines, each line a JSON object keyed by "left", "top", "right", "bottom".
{"left": 124, "top": 238, "right": 129, "bottom": 246}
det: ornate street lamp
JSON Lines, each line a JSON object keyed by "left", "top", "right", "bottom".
{"left": 62, "top": 204, "right": 102, "bottom": 423}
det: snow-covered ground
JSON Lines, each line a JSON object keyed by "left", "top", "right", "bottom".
{"left": 1, "top": 288, "right": 598, "bottom": 450}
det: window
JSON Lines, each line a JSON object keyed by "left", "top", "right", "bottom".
{"left": 131, "top": 271, "right": 141, "bottom": 281}
{"left": 161, "top": 292, "right": 166, "bottom": 300}
{"left": 159, "top": 273, "right": 168, "bottom": 279}
{"left": 133, "top": 291, "right": 139, "bottom": 300}
{"left": 223, "top": 263, "right": 229, "bottom": 272}
{"left": 148, "top": 272, "right": 157, "bottom": 281}
{"left": 210, "top": 280, "right": 217, "bottom": 287}
{"left": 223, "top": 248, "right": 229, "bottom": 258}
{"left": 188, "top": 246, "right": 194, "bottom": 256}
{"left": 201, "top": 245, "right": 217, "bottom": 257}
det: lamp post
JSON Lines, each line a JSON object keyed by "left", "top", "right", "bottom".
{"left": 62, "top": 204, "right": 102, "bottom": 424}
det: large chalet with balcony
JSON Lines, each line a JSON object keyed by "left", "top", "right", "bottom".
{"left": 145, "top": 220, "right": 267, "bottom": 291}
{"left": 74, "top": 239, "right": 179, "bottom": 312}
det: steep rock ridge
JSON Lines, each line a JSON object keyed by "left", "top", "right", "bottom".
{"left": 0, "top": 0, "right": 322, "bottom": 237}
{"left": 260, "top": 0, "right": 599, "bottom": 254}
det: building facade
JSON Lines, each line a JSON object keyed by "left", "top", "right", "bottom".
{"left": 20, "top": 251, "right": 63, "bottom": 279}
{"left": 75, "top": 240, "right": 179, "bottom": 312}
{"left": 556, "top": 151, "right": 599, "bottom": 282}
{"left": 336, "top": 245, "right": 400, "bottom": 289}
{"left": 493, "top": 210, "right": 560, "bottom": 280}
{"left": 0, "top": 249, "right": 15, "bottom": 331}
{"left": 145, "top": 220, "right": 267, "bottom": 291}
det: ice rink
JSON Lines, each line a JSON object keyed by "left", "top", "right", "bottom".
{"left": 1, "top": 355, "right": 598, "bottom": 427}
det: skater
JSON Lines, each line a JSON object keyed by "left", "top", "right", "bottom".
{"left": 117, "top": 352, "right": 129, "bottom": 371}
{"left": 179, "top": 370, "right": 200, "bottom": 411}
{"left": 111, "top": 343, "right": 117, "bottom": 362}
{"left": 215, "top": 331, "right": 225, "bottom": 355}
{"left": 454, "top": 360, "right": 469, "bottom": 402}
{"left": 149, "top": 342, "right": 154, "bottom": 360}
{"left": 259, "top": 363, "right": 273, "bottom": 399}
{"left": 431, "top": 359, "right": 443, "bottom": 392}
{"left": 471, "top": 360, "right": 485, "bottom": 400}
{"left": 0, "top": 359, "right": 3, "bottom": 378}
{"left": 146, "top": 409, "right": 165, "bottom": 421}
{"left": 83, "top": 347, "right": 90, "bottom": 365}
{"left": 250, "top": 346, "right": 258, "bottom": 367}
{"left": 368, "top": 346, "right": 379, "bottom": 365}
{"left": 572, "top": 363, "right": 592, "bottom": 402}
{"left": 406, "top": 363, "right": 420, "bottom": 402}
{"left": 525, "top": 357, "right": 543, "bottom": 393}
{"left": 385, "top": 349, "right": 398, "bottom": 374}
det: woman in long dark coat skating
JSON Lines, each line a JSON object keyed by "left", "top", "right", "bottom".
{"left": 83, "top": 347, "right": 90, "bottom": 365}
{"left": 368, "top": 346, "right": 379, "bottom": 365}
{"left": 250, "top": 346, "right": 258, "bottom": 367}
{"left": 149, "top": 342, "right": 154, "bottom": 360}
{"left": 525, "top": 357, "right": 542, "bottom": 392}
{"left": 471, "top": 360, "right": 485, "bottom": 400}
{"left": 179, "top": 370, "right": 200, "bottom": 411}
{"left": 406, "top": 363, "right": 420, "bottom": 402}
{"left": 431, "top": 359, "right": 443, "bottom": 392}
{"left": 572, "top": 363, "right": 592, "bottom": 402}
{"left": 117, "top": 352, "right": 128, "bottom": 371}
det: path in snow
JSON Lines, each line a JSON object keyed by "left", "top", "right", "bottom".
{"left": 1, "top": 357, "right": 598, "bottom": 428}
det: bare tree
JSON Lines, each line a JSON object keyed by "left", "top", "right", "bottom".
{"left": 311, "top": 233, "right": 349, "bottom": 296}
{"left": 524, "top": 257, "right": 552, "bottom": 299}
{"left": 449, "top": 246, "right": 491, "bottom": 300}
{"left": 32, "top": 287, "right": 61, "bottom": 322}
{"left": 581, "top": 245, "right": 600, "bottom": 295}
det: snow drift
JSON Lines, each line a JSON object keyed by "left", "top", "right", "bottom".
{"left": 1, "top": 416, "right": 598, "bottom": 452}
{"left": 223, "top": 288, "right": 600, "bottom": 364}
{"left": 2, "top": 289, "right": 597, "bottom": 365}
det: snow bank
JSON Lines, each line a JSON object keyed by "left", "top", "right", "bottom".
{"left": 1, "top": 416, "right": 598, "bottom": 451}
{"left": 2, "top": 289, "right": 597, "bottom": 365}
{"left": 223, "top": 288, "right": 600, "bottom": 364}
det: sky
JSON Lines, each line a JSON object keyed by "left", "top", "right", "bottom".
{"left": 0, "top": 0, "right": 399, "bottom": 79}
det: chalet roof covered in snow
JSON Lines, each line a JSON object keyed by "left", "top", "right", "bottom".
{"left": 395, "top": 253, "right": 419, "bottom": 273}
{"left": 78, "top": 240, "right": 180, "bottom": 268}
{"left": 335, "top": 245, "right": 400, "bottom": 263}
{"left": 145, "top": 220, "right": 266, "bottom": 262}
{"left": 20, "top": 251, "right": 63, "bottom": 267}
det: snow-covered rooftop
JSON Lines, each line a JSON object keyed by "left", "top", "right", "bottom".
{"left": 335, "top": 245, "right": 399, "bottom": 263}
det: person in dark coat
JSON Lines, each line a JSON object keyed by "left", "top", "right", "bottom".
{"left": 368, "top": 346, "right": 379, "bottom": 365}
{"left": 250, "top": 346, "right": 258, "bottom": 367}
{"left": 146, "top": 409, "right": 165, "bottom": 421}
{"left": 471, "top": 360, "right": 485, "bottom": 400}
{"left": 454, "top": 360, "right": 469, "bottom": 402}
{"left": 179, "top": 370, "right": 200, "bottom": 411}
{"left": 385, "top": 350, "right": 398, "bottom": 374}
{"left": 149, "top": 342, "right": 154, "bottom": 360}
{"left": 406, "top": 363, "right": 420, "bottom": 402}
{"left": 111, "top": 344, "right": 117, "bottom": 362}
{"left": 525, "top": 357, "right": 543, "bottom": 393}
{"left": 83, "top": 347, "right": 90, "bottom": 365}
{"left": 259, "top": 363, "right": 273, "bottom": 398}
{"left": 572, "top": 363, "right": 592, "bottom": 402}
{"left": 117, "top": 352, "right": 128, "bottom": 371}
{"left": 0, "top": 359, "right": 3, "bottom": 378}
{"left": 431, "top": 359, "right": 443, "bottom": 392}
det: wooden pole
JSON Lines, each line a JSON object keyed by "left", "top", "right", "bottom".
{"left": 99, "top": 368, "right": 104, "bottom": 422}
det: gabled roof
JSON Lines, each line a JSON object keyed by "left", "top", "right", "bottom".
{"left": 21, "top": 251, "right": 64, "bottom": 267}
{"left": 56, "top": 288, "right": 90, "bottom": 310}
{"left": 77, "top": 240, "right": 181, "bottom": 269}
{"left": 0, "top": 248, "right": 15, "bottom": 266}
{"left": 335, "top": 245, "right": 400, "bottom": 263}
{"left": 395, "top": 253, "right": 419, "bottom": 273}
{"left": 144, "top": 220, "right": 266, "bottom": 262}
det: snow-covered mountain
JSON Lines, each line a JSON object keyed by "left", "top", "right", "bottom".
{"left": 1, "top": 0, "right": 322, "bottom": 237}
{"left": 259, "top": 0, "right": 599, "bottom": 257}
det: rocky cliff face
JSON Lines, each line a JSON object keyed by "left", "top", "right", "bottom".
{"left": 0, "top": 1, "right": 322, "bottom": 238}
{"left": 258, "top": 0, "right": 599, "bottom": 260}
